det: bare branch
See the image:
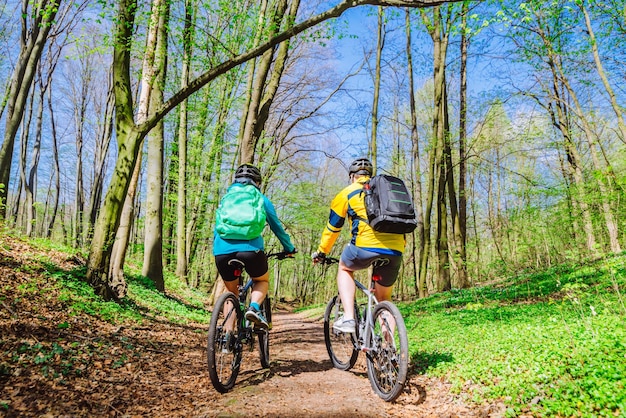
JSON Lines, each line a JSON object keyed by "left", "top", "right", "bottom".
{"left": 140, "top": 0, "right": 466, "bottom": 134}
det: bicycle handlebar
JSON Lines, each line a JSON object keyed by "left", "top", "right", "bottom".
{"left": 317, "top": 256, "right": 339, "bottom": 265}
{"left": 266, "top": 251, "right": 297, "bottom": 260}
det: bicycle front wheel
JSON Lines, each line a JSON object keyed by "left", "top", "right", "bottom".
{"left": 257, "top": 297, "right": 271, "bottom": 368}
{"left": 366, "top": 301, "right": 409, "bottom": 402}
{"left": 207, "top": 292, "right": 243, "bottom": 393}
{"left": 323, "top": 295, "right": 358, "bottom": 371}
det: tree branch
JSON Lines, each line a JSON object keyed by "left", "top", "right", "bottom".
{"left": 139, "top": 0, "right": 465, "bottom": 134}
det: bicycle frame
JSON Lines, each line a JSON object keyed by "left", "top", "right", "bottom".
{"left": 353, "top": 278, "right": 377, "bottom": 351}
{"left": 229, "top": 261, "right": 260, "bottom": 349}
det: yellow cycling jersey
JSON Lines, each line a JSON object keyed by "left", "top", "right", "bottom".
{"left": 318, "top": 176, "right": 405, "bottom": 256}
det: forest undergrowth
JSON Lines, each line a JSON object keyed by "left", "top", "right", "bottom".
{"left": 1, "top": 232, "right": 625, "bottom": 416}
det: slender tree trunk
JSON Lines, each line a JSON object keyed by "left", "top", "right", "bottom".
{"left": 26, "top": 83, "right": 46, "bottom": 237}
{"left": 237, "top": 0, "right": 269, "bottom": 148}
{"left": 16, "top": 91, "right": 35, "bottom": 230}
{"left": 405, "top": 8, "right": 426, "bottom": 297}
{"left": 558, "top": 73, "right": 621, "bottom": 253}
{"left": 46, "top": 86, "right": 60, "bottom": 238}
{"left": 580, "top": 3, "right": 626, "bottom": 145}
{"left": 455, "top": 1, "right": 469, "bottom": 288}
{"left": 239, "top": 0, "right": 289, "bottom": 164}
{"left": 429, "top": 6, "right": 451, "bottom": 292}
{"left": 370, "top": 6, "right": 384, "bottom": 167}
{"left": 0, "top": 0, "right": 59, "bottom": 217}
{"left": 175, "top": 0, "right": 195, "bottom": 281}
{"left": 87, "top": 85, "right": 115, "bottom": 238}
{"left": 142, "top": 0, "right": 169, "bottom": 290}
{"left": 545, "top": 54, "right": 598, "bottom": 255}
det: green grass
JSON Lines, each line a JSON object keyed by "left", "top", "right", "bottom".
{"left": 33, "top": 249, "right": 211, "bottom": 326}
{"left": 400, "top": 254, "right": 626, "bottom": 417}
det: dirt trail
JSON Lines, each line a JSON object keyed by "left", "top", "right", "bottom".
{"left": 191, "top": 310, "right": 502, "bottom": 418}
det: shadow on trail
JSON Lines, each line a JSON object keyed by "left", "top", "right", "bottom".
{"left": 235, "top": 357, "right": 333, "bottom": 388}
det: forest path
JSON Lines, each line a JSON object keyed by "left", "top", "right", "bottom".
{"left": 187, "top": 309, "right": 500, "bottom": 417}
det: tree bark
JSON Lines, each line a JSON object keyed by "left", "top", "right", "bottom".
{"left": 239, "top": 0, "right": 289, "bottom": 164}
{"left": 405, "top": 8, "right": 426, "bottom": 298}
{"left": 142, "top": 0, "right": 169, "bottom": 290}
{"left": 370, "top": 6, "right": 385, "bottom": 168}
{"left": 175, "top": 0, "right": 195, "bottom": 281}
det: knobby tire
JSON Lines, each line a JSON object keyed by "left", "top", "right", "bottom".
{"left": 207, "top": 292, "right": 243, "bottom": 393}
{"left": 258, "top": 297, "right": 271, "bottom": 368}
{"left": 365, "top": 301, "right": 409, "bottom": 402}
{"left": 323, "top": 295, "right": 359, "bottom": 371}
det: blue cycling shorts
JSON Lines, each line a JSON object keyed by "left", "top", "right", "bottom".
{"left": 339, "top": 244, "right": 402, "bottom": 287}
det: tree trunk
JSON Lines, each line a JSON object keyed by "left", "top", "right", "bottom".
{"left": 26, "top": 84, "right": 46, "bottom": 237}
{"left": 19, "top": 90, "right": 35, "bottom": 233}
{"left": 0, "top": 0, "right": 59, "bottom": 218}
{"left": 455, "top": 2, "right": 469, "bottom": 288}
{"left": 239, "top": 0, "right": 289, "bottom": 164}
{"left": 405, "top": 8, "right": 426, "bottom": 298}
{"left": 429, "top": 6, "right": 451, "bottom": 292}
{"left": 45, "top": 87, "right": 60, "bottom": 238}
{"left": 87, "top": 85, "right": 115, "bottom": 239}
{"left": 580, "top": 3, "right": 626, "bottom": 145}
{"left": 142, "top": 0, "right": 169, "bottom": 290}
{"left": 175, "top": 0, "right": 195, "bottom": 280}
{"left": 370, "top": 6, "right": 385, "bottom": 168}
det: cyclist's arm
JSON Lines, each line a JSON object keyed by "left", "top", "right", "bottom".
{"left": 263, "top": 196, "right": 296, "bottom": 253}
{"left": 318, "top": 192, "right": 348, "bottom": 254}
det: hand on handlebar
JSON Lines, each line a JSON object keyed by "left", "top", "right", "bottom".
{"left": 311, "top": 251, "right": 326, "bottom": 264}
{"left": 270, "top": 248, "right": 297, "bottom": 260}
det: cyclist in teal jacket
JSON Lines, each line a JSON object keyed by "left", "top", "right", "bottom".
{"left": 213, "top": 164, "right": 296, "bottom": 329}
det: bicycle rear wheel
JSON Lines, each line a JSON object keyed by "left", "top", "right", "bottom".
{"left": 365, "top": 301, "right": 409, "bottom": 402}
{"left": 207, "top": 292, "right": 243, "bottom": 393}
{"left": 258, "top": 297, "right": 271, "bottom": 368}
{"left": 323, "top": 295, "right": 358, "bottom": 371}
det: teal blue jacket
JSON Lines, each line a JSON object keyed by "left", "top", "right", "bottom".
{"left": 213, "top": 183, "right": 295, "bottom": 256}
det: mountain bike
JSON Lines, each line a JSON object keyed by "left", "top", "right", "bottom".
{"left": 207, "top": 251, "right": 292, "bottom": 393}
{"left": 320, "top": 256, "right": 409, "bottom": 402}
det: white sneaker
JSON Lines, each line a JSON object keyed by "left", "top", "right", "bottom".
{"left": 333, "top": 316, "right": 356, "bottom": 333}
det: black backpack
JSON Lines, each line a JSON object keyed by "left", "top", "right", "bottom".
{"left": 361, "top": 174, "right": 417, "bottom": 234}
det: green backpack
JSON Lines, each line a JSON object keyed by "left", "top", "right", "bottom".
{"left": 215, "top": 184, "right": 266, "bottom": 240}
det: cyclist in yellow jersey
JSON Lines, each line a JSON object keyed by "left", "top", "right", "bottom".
{"left": 312, "top": 158, "right": 405, "bottom": 333}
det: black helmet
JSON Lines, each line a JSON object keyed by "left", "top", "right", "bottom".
{"left": 235, "top": 164, "right": 262, "bottom": 184}
{"left": 348, "top": 158, "right": 373, "bottom": 177}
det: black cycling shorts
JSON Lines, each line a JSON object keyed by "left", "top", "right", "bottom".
{"left": 215, "top": 250, "right": 269, "bottom": 282}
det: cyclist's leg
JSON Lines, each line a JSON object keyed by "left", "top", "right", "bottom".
{"left": 336, "top": 263, "right": 356, "bottom": 320}
{"left": 236, "top": 250, "right": 270, "bottom": 305}
{"left": 250, "top": 271, "right": 269, "bottom": 305}
{"left": 372, "top": 255, "right": 402, "bottom": 339}
{"left": 371, "top": 254, "right": 402, "bottom": 301}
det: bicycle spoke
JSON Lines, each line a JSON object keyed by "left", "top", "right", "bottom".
{"left": 366, "top": 301, "right": 408, "bottom": 402}
{"left": 324, "top": 296, "right": 359, "bottom": 371}
{"left": 207, "top": 292, "right": 243, "bottom": 393}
